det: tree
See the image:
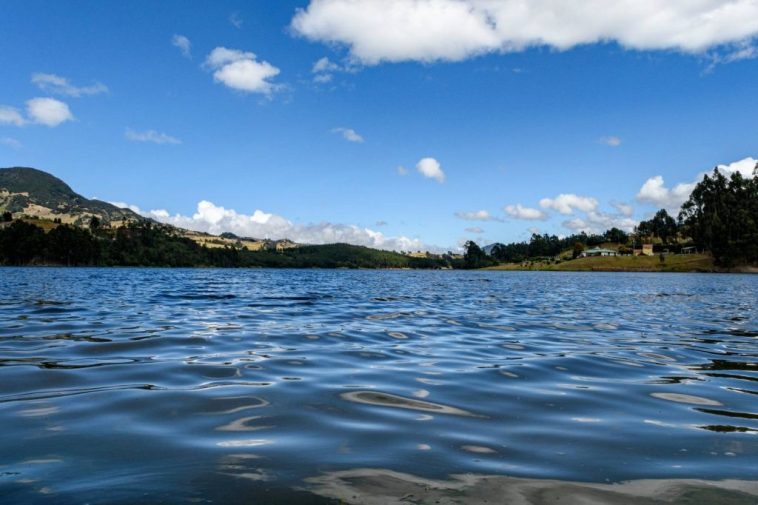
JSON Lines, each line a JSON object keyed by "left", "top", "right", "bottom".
{"left": 1, "top": 212, "right": 12, "bottom": 222}
{"left": 572, "top": 242, "right": 585, "bottom": 259}
{"left": 637, "top": 209, "right": 678, "bottom": 244}
{"left": 90, "top": 216, "right": 101, "bottom": 230}
{"left": 679, "top": 166, "right": 758, "bottom": 266}
{"left": 463, "top": 240, "right": 495, "bottom": 269}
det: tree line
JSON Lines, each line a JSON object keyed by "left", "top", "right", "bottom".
{"left": 0, "top": 219, "right": 455, "bottom": 269}
{"left": 477, "top": 164, "right": 757, "bottom": 266}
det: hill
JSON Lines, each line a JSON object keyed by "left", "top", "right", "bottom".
{"left": 0, "top": 167, "right": 141, "bottom": 225}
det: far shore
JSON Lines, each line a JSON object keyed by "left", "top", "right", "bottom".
{"left": 484, "top": 253, "right": 758, "bottom": 274}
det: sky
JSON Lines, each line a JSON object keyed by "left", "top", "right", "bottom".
{"left": 1, "top": 0, "right": 756, "bottom": 252}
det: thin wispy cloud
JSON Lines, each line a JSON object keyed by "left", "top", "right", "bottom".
{"left": 0, "top": 137, "right": 22, "bottom": 149}
{"left": 229, "top": 12, "right": 243, "bottom": 29}
{"left": 599, "top": 136, "right": 621, "bottom": 147}
{"left": 455, "top": 210, "right": 497, "bottom": 222}
{"left": 125, "top": 128, "right": 181, "bottom": 145}
{"left": 31, "top": 73, "right": 107, "bottom": 97}
{"left": 0, "top": 106, "right": 26, "bottom": 126}
{"left": 172, "top": 34, "right": 192, "bottom": 58}
{"left": 331, "top": 127, "right": 364, "bottom": 143}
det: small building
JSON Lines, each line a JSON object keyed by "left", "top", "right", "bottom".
{"left": 634, "top": 244, "right": 654, "bottom": 256}
{"left": 580, "top": 247, "right": 618, "bottom": 258}
{"left": 681, "top": 246, "right": 697, "bottom": 254}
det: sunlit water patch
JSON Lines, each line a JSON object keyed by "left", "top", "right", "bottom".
{"left": 0, "top": 268, "right": 756, "bottom": 503}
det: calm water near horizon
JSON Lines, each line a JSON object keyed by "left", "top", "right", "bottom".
{"left": 1, "top": 268, "right": 756, "bottom": 503}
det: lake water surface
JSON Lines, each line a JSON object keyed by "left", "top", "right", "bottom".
{"left": 1, "top": 268, "right": 756, "bottom": 503}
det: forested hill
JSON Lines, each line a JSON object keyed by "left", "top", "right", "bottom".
{"left": 0, "top": 167, "right": 141, "bottom": 225}
{"left": 0, "top": 166, "right": 460, "bottom": 268}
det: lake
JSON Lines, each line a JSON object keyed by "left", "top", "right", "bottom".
{"left": 1, "top": 268, "right": 756, "bottom": 504}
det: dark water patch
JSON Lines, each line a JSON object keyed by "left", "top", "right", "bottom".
{"left": 0, "top": 268, "right": 757, "bottom": 503}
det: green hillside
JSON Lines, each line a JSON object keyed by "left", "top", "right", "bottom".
{"left": 0, "top": 167, "right": 140, "bottom": 223}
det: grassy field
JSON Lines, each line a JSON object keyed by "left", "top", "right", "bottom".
{"left": 485, "top": 254, "right": 721, "bottom": 272}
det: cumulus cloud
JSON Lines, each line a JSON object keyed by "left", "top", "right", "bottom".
{"left": 0, "top": 137, "right": 22, "bottom": 149}
{"left": 636, "top": 156, "right": 757, "bottom": 210}
{"left": 455, "top": 209, "right": 497, "bottom": 221}
{"left": 291, "top": 0, "right": 758, "bottom": 65}
{"left": 504, "top": 204, "right": 548, "bottom": 220}
{"left": 204, "top": 47, "right": 280, "bottom": 94}
{"left": 172, "top": 34, "right": 192, "bottom": 58}
{"left": 562, "top": 210, "right": 637, "bottom": 234}
{"left": 539, "top": 193, "right": 598, "bottom": 215}
{"left": 0, "top": 106, "right": 26, "bottom": 126}
{"left": 612, "top": 202, "right": 634, "bottom": 217}
{"left": 31, "top": 73, "right": 108, "bottom": 97}
{"left": 331, "top": 127, "right": 364, "bottom": 142}
{"left": 416, "top": 157, "right": 445, "bottom": 183}
{"left": 718, "top": 157, "right": 758, "bottom": 177}
{"left": 25, "top": 97, "right": 74, "bottom": 127}
{"left": 125, "top": 128, "right": 181, "bottom": 145}
{"left": 112, "top": 200, "right": 429, "bottom": 252}
{"left": 599, "top": 136, "right": 622, "bottom": 147}
{"left": 465, "top": 226, "right": 484, "bottom": 234}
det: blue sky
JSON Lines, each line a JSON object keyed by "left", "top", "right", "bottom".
{"left": 1, "top": 0, "right": 756, "bottom": 251}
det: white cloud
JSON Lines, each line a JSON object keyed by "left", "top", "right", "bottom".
{"left": 172, "top": 34, "right": 192, "bottom": 58}
{"left": 539, "top": 193, "right": 598, "bottom": 215}
{"left": 561, "top": 210, "right": 637, "bottom": 235}
{"left": 504, "top": 204, "right": 548, "bottom": 220}
{"left": 599, "top": 136, "right": 622, "bottom": 147}
{"left": 527, "top": 226, "right": 541, "bottom": 235}
{"left": 125, "top": 128, "right": 181, "bottom": 145}
{"left": 109, "top": 201, "right": 143, "bottom": 213}
{"left": 0, "top": 137, "right": 22, "bottom": 149}
{"left": 637, "top": 176, "right": 697, "bottom": 210}
{"left": 229, "top": 12, "right": 244, "bottom": 29}
{"left": 465, "top": 226, "right": 484, "bottom": 234}
{"left": 718, "top": 156, "right": 757, "bottom": 177}
{"left": 31, "top": 73, "right": 108, "bottom": 97}
{"left": 455, "top": 209, "right": 496, "bottom": 221}
{"left": 416, "top": 157, "right": 445, "bottom": 183}
{"left": 25, "top": 97, "right": 74, "bottom": 127}
{"left": 311, "top": 56, "right": 349, "bottom": 82}
{"left": 331, "top": 127, "right": 364, "bottom": 143}
{"left": 636, "top": 156, "right": 757, "bottom": 210}
{"left": 612, "top": 202, "right": 634, "bottom": 217}
{"left": 112, "top": 200, "right": 429, "bottom": 251}
{"left": 291, "top": 0, "right": 758, "bottom": 65}
{"left": 706, "top": 40, "right": 757, "bottom": 71}
{"left": 204, "top": 47, "right": 280, "bottom": 94}
{"left": 396, "top": 166, "right": 409, "bottom": 176}
{"left": 313, "top": 56, "right": 340, "bottom": 73}
{"left": 0, "top": 106, "right": 26, "bottom": 126}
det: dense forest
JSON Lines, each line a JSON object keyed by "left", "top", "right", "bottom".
{"left": 0, "top": 217, "right": 454, "bottom": 269}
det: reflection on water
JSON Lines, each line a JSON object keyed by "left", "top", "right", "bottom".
{"left": 0, "top": 268, "right": 756, "bottom": 503}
